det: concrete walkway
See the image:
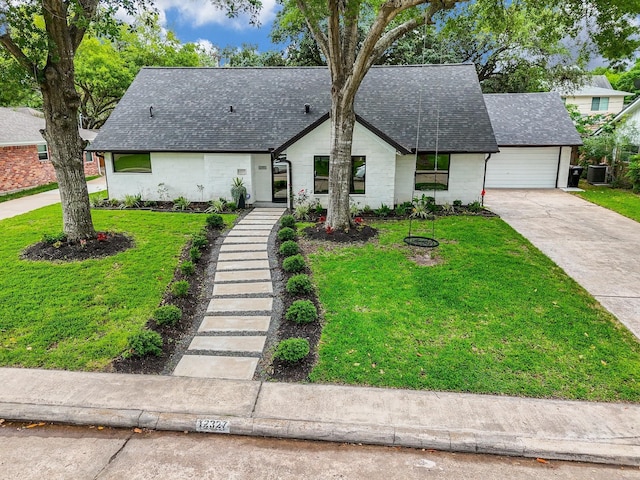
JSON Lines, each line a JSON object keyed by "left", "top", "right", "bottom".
{"left": 173, "top": 208, "right": 285, "bottom": 380}
{"left": 1, "top": 367, "right": 639, "bottom": 466}
{"left": 0, "top": 176, "right": 107, "bottom": 221}
{"left": 484, "top": 189, "right": 640, "bottom": 340}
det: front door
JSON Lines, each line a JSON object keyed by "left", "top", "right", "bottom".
{"left": 272, "top": 156, "right": 288, "bottom": 203}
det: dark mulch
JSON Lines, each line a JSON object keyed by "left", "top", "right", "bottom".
{"left": 303, "top": 224, "right": 378, "bottom": 243}
{"left": 21, "top": 233, "right": 133, "bottom": 262}
{"left": 111, "top": 228, "right": 219, "bottom": 374}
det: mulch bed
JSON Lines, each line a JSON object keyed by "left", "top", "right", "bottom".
{"left": 21, "top": 233, "right": 133, "bottom": 262}
{"left": 303, "top": 224, "right": 378, "bottom": 243}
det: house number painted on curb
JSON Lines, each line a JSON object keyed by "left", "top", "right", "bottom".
{"left": 196, "top": 419, "right": 230, "bottom": 433}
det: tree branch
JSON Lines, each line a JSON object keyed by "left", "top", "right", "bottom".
{"left": 70, "top": 0, "right": 99, "bottom": 51}
{"left": 0, "top": 31, "right": 38, "bottom": 77}
{"left": 295, "top": 1, "right": 330, "bottom": 65}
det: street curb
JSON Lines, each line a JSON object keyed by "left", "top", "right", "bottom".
{"left": 2, "top": 401, "right": 639, "bottom": 467}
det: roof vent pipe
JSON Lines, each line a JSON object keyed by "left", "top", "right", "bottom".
{"left": 304, "top": 104, "right": 310, "bottom": 114}
{"left": 149, "top": 106, "right": 154, "bottom": 118}
{"left": 229, "top": 105, "right": 234, "bottom": 113}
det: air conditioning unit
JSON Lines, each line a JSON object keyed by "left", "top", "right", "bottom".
{"left": 587, "top": 165, "right": 607, "bottom": 184}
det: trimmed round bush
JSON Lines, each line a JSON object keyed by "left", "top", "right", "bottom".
{"left": 180, "top": 261, "right": 195, "bottom": 276}
{"left": 127, "top": 330, "right": 163, "bottom": 357}
{"left": 286, "top": 274, "right": 313, "bottom": 295}
{"left": 278, "top": 227, "right": 297, "bottom": 242}
{"left": 171, "top": 280, "right": 190, "bottom": 297}
{"left": 279, "top": 240, "right": 299, "bottom": 257}
{"left": 192, "top": 231, "right": 208, "bottom": 249}
{"left": 282, "top": 254, "right": 306, "bottom": 273}
{"left": 274, "top": 338, "right": 310, "bottom": 363}
{"left": 280, "top": 214, "right": 296, "bottom": 229}
{"left": 286, "top": 299, "right": 317, "bottom": 324}
{"left": 189, "top": 247, "right": 201, "bottom": 262}
{"left": 206, "top": 213, "right": 224, "bottom": 229}
{"left": 153, "top": 305, "right": 182, "bottom": 327}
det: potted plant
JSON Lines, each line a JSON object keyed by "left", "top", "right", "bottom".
{"left": 231, "top": 177, "right": 247, "bottom": 208}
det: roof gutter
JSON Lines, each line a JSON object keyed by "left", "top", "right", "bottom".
{"left": 481, "top": 153, "right": 492, "bottom": 206}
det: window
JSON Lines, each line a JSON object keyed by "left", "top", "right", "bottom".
{"left": 84, "top": 151, "right": 94, "bottom": 163}
{"left": 415, "top": 153, "right": 450, "bottom": 191}
{"left": 37, "top": 144, "right": 48, "bottom": 161}
{"left": 113, "top": 152, "right": 151, "bottom": 173}
{"left": 314, "top": 155, "right": 366, "bottom": 194}
{"left": 591, "top": 97, "right": 609, "bottom": 111}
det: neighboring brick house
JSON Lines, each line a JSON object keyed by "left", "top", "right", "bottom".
{"left": 0, "top": 107, "right": 100, "bottom": 194}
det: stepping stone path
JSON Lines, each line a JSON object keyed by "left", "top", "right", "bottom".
{"left": 173, "top": 208, "right": 286, "bottom": 380}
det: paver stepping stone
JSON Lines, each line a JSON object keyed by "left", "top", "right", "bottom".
{"left": 233, "top": 224, "right": 273, "bottom": 231}
{"left": 218, "top": 251, "right": 268, "bottom": 261}
{"left": 243, "top": 215, "right": 282, "bottom": 219}
{"left": 217, "top": 260, "right": 270, "bottom": 270}
{"left": 173, "top": 355, "right": 258, "bottom": 380}
{"left": 213, "top": 282, "right": 272, "bottom": 296}
{"left": 188, "top": 336, "right": 266, "bottom": 353}
{"left": 219, "top": 243, "right": 267, "bottom": 252}
{"left": 198, "top": 315, "right": 271, "bottom": 333}
{"left": 238, "top": 219, "right": 278, "bottom": 225}
{"left": 227, "top": 230, "right": 270, "bottom": 237}
{"left": 223, "top": 236, "right": 269, "bottom": 244}
{"left": 214, "top": 270, "right": 271, "bottom": 282}
{"left": 208, "top": 297, "right": 273, "bottom": 313}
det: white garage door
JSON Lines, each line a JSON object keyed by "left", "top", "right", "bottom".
{"left": 485, "top": 147, "right": 561, "bottom": 188}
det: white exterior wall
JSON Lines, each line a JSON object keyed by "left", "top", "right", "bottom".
{"left": 104, "top": 152, "right": 255, "bottom": 203}
{"left": 564, "top": 95, "right": 626, "bottom": 116}
{"left": 395, "top": 153, "right": 485, "bottom": 205}
{"left": 285, "top": 120, "right": 397, "bottom": 208}
{"left": 485, "top": 147, "right": 569, "bottom": 189}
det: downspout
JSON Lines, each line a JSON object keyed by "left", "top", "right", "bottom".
{"left": 481, "top": 153, "right": 492, "bottom": 206}
{"left": 554, "top": 146, "right": 563, "bottom": 188}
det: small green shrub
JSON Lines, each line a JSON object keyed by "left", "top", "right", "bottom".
{"left": 206, "top": 199, "right": 226, "bottom": 213}
{"left": 42, "top": 232, "right": 67, "bottom": 244}
{"left": 294, "top": 204, "right": 311, "bottom": 220}
{"left": 283, "top": 254, "right": 306, "bottom": 273}
{"left": 375, "top": 203, "right": 392, "bottom": 217}
{"left": 226, "top": 201, "right": 237, "bottom": 211}
{"left": 279, "top": 240, "right": 300, "bottom": 257}
{"left": 171, "top": 280, "right": 190, "bottom": 297}
{"left": 153, "top": 305, "right": 182, "bottom": 327}
{"left": 189, "top": 247, "right": 201, "bottom": 262}
{"left": 278, "top": 227, "right": 297, "bottom": 242}
{"left": 206, "top": 213, "right": 224, "bottom": 229}
{"left": 468, "top": 201, "right": 482, "bottom": 213}
{"left": 274, "top": 338, "right": 310, "bottom": 363}
{"left": 180, "top": 261, "right": 195, "bottom": 276}
{"left": 192, "top": 231, "right": 208, "bottom": 249}
{"left": 286, "top": 274, "right": 313, "bottom": 295}
{"left": 453, "top": 199, "right": 463, "bottom": 207}
{"left": 173, "top": 196, "right": 191, "bottom": 211}
{"left": 280, "top": 214, "right": 297, "bottom": 229}
{"left": 626, "top": 157, "right": 640, "bottom": 193}
{"left": 127, "top": 330, "right": 163, "bottom": 357}
{"left": 286, "top": 299, "right": 318, "bottom": 324}
{"left": 123, "top": 194, "right": 142, "bottom": 208}
{"left": 394, "top": 201, "right": 413, "bottom": 216}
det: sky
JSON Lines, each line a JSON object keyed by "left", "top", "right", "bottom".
{"left": 155, "top": 0, "right": 282, "bottom": 53}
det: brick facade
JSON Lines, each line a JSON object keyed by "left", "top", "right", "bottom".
{"left": 0, "top": 145, "right": 100, "bottom": 194}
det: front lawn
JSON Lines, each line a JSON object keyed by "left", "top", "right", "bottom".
{"left": 0, "top": 205, "right": 235, "bottom": 370}
{"left": 573, "top": 181, "right": 640, "bottom": 223}
{"left": 308, "top": 217, "right": 640, "bottom": 402}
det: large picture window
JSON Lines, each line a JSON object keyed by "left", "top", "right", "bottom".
{"left": 113, "top": 152, "right": 151, "bottom": 173}
{"left": 591, "top": 97, "right": 609, "bottom": 111}
{"left": 314, "top": 155, "right": 366, "bottom": 194}
{"left": 415, "top": 153, "right": 450, "bottom": 191}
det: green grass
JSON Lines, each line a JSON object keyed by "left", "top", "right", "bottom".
{"left": 308, "top": 217, "right": 640, "bottom": 402}
{"left": 573, "top": 181, "right": 640, "bottom": 223}
{"left": 0, "top": 176, "right": 100, "bottom": 203}
{"left": 0, "top": 206, "right": 236, "bottom": 370}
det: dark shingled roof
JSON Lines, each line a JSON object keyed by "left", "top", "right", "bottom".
{"left": 483, "top": 93, "right": 582, "bottom": 147}
{"left": 89, "top": 65, "right": 498, "bottom": 154}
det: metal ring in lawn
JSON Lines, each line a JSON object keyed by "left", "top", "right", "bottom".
{"left": 403, "top": 236, "right": 439, "bottom": 248}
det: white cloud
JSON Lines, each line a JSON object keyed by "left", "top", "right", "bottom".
{"left": 154, "top": 0, "right": 278, "bottom": 30}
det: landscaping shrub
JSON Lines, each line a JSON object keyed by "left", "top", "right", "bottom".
{"left": 123, "top": 194, "right": 142, "bottom": 208}
{"left": 286, "top": 274, "right": 313, "bottom": 295}
{"left": 206, "top": 199, "right": 226, "bottom": 213}
{"left": 453, "top": 199, "right": 463, "bottom": 207}
{"left": 394, "top": 201, "right": 413, "bottom": 216}
{"left": 468, "top": 201, "right": 482, "bottom": 213}
{"left": 206, "top": 213, "right": 224, "bottom": 229}
{"left": 42, "top": 232, "right": 67, "bottom": 244}
{"left": 127, "top": 330, "right": 163, "bottom": 357}
{"left": 180, "top": 261, "right": 195, "bottom": 276}
{"left": 278, "top": 227, "right": 297, "bottom": 242}
{"left": 626, "top": 156, "right": 640, "bottom": 193}
{"left": 192, "top": 231, "right": 208, "bottom": 249}
{"left": 153, "top": 305, "right": 182, "bottom": 327}
{"left": 282, "top": 254, "right": 306, "bottom": 273}
{"left": 274, "top": 338, "right": 310, "bottom": 363}
{"left": 226, "top": 201, "right": 237, "bottom": 211}
{"left": 279, "top": 240, "right": 299, "bottom": 257}
{"left": 171, "top": 280, "right": 190, "bottom": 297}
{"left": 189, "top": 247, "right": 201, "bottom": 262}
{"left": 280, "top": 214, "right": 296, "bottom": 229}
{"left": 173, "top": 196, "right": 191, "bottom": 211}
{"left": 375, "top": 203, "right": 392, "bottom": 217}
{"left": 286, "top": 299, "right": 317, "bottom": 324}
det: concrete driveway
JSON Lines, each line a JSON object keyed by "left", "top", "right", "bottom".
{"left": 484, "top": 189, "right": 640, "bottom": 340}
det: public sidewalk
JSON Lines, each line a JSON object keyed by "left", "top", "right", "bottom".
{"left": 1, "top": 367, "right": 639, "bottom": 466}
{"left": 0, "top": 176, "right": 106, "bottom": 221}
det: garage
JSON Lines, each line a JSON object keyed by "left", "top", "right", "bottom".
{"left": 483, "top": 93, "right": 582, "bottom": 189}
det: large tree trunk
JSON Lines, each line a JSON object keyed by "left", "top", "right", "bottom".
{"left": 40, "top": 59, "right": 96, "bottom": 241}
{"left": 326, "top": 90, "right": 357, "bottom": 230}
